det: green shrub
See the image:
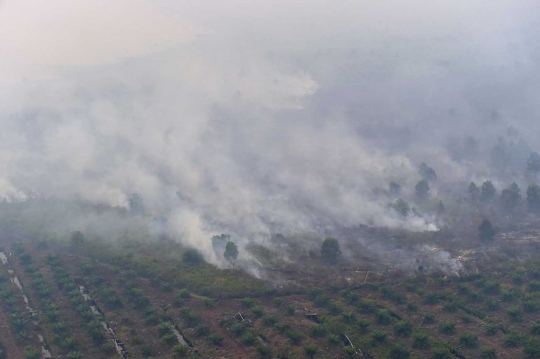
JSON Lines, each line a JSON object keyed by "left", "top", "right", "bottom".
{"left": 209, "top": 334, "right": 223, "bottom": 346}
{"left": 388, "top": 344, "right": 410, "bottom": 359}
{"left": 240, "top": 332, "right": 256, "bottom": 346}
{"left": 357, "top": 318, "right": 370, "bottom": 333}
{"left": 257, "top": 345, "right": 272, "bottom": 358}
{"left": 309, "top": 325, "right": 327, "bottom": 338}
{"left": 178, "top": 289, "right": 191, "bottom": 299}
{"left": 532, "top": 324, "right": 540, "bottom": 336}
{"left": 503, "top": 332, "right": 524, "bottom": 348}
{"left": 327, "top": 300, "right": 343, "bottom": 315}
{"left": 525, "top": 339, "right": 540, "bottom": 358}
{"left": 432, "top": 346, "right": 452, "bottom": 359}
{"left": 376, "top": 309, "right": 392, "bottom": 325}
{"left": 506, "top": 306, "right": 523, "bottom": 321}
{"left": 357, "top": 299, "right": 376, "bottom": 313}
{"left": 252, "top": 306, "right": 265, "bottom": 318}
{"left": 201, "top": 298, "right": 214, "bottom": 309}
{"left": 341, "top": 311, "right": 356, "bottom": 324}
{"left": 529, "top": 281, "right": 540, "bottom": 293}
{"left": 142, "top": 344, "right": 155, "bottom": 357}
{"left": 262, "top": 314, "right": 276, "bottom": 327}
{"left": 501, "top": 289, "right": 516, "bottom": 302}
{"left": 423, "top": 292, "right": 439, "bottom": 305}
{"left": 485, "top": 299, "right": 500, "bottom": 311}
{"left": 24, "top": 346, "right": 40, "bottom": 359}
{"left": 174, "top": 344, "right": 189, "bottom": 357}
{"left": 371, "top": 330, "right": 387, "bottom": 344}
{"left": 323, "top": 317, "right": 345, "bottom": 335}
{"left": 286, "top": 304, "right": 296, "bottom": 315}
{"left": 483, "top": 281, "right": 500, "bottom": 295}
{"left": 467, "top": 291, "right": 484, "bottom": 303}
{"left": 101, "top": 342, "right": 116, "bottom": 354}
{"left": 480, "top": 346, "right": 497, "bottom": 359}
{"left": 158, "top": 323, "right": 172, "bottom": 337}
{"left": 274, "top": 322, "right": 290, "bottom": 333}
{"left": 286, "top": 330, "right": 303, "bottom": 345}
{"left": 524, "top": 300, "right": 540, "bottom": 313}
{"left": 230, "top": 323, "right": 245, "bottom": 336}
{"left": 438, "top": 321, "right": 455, "bottom": 335}
{"left": 412, "top": 332, "right": 430, "bottom": 349}
{"left": 485, "top": 324, "right": 498, "bottom": 336}
{"left": 66, "top": 352, "right": 83, "bottom": 359}
{"left": 145, "top": 313, "right": 159, "bottom": 325}
{"left": 394, "top": 320, "right": 412, "bottom": 336}
{"left": 457, "top": 283, "right": 470, "bottom": 294}
{"left": 273, "top": 297, "right": 283, "bottom": 307}
{"left": 459, "top": 333, "right": 478, "bottom": 348}
{"left": 183, "top": 249, "right": 205, "bottom": 265}
{"left": 327, "top": 334, "right": 340, "bottom": 345}
{"left": 163, "top": 333, "right": 178, "bottom": 345}
{"left": 303, "top": 344, "right": 317, "bottom": 358}
{"left": 242, "top": 297, "right": 255, "bottom": 308}
{"left": 406, "top": 302, "right": 418, "bottom": 312}
{"left": 194, "top": 324, "right": 210, "bottom": 337}
{"left": 443, "top": 301, "right": 458, "bottom": 313}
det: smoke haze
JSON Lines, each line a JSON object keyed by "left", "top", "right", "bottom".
{"left": 1, "top": 0, "right": 539, "bottom": 260}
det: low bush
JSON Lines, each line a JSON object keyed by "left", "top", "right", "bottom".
{"left": 438, "top": 321, "right": 455, "bottom": 335}
{"left": 459, "top": 333, "right": 479, "bottom": 348}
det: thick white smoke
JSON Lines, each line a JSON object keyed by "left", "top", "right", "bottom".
{"left": 0, "top": 0, "right": 539, "bottom": 260}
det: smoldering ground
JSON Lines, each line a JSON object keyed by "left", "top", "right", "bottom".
{"left": 0, "top": 0, "right": 539, "bottom": 270}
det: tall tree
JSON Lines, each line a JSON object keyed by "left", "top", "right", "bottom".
{"left": 468, "top": 182, "right": 479, "bottom": 201}
{"left": 419, "top": 162, "right": 437, "bottom": 182}
{"left": 528, "top": 152, "right": 540, "bottom": 177}
{"left": 480, "top": 181, "right": 496, "bottom": 203}
{"left": 389, "top": 182, "right": 402, "bottom": 196}
{"left": 437, "top": 201, "right": 445, "bottom": 215}
{"left": 500, "top": 183, "right": 521, "bottom": 212}
{"left": 527, "top": 184, "right": 540, "bottom": 214}
{"left": 224, "top": 241, "right": 239, "bottom": 261}
{"left": 478, "top": 220, "right": 495, "bottom": 241}
{"left": 415, "top": 180, "right": 430, "bottom": 201}
{"left": 128, "top": 193, "right": 145, "bottom": 215}
{"left": 390, "top": 199, "right": 410, "bottom": 217}
{"left": 321, "top": 238, "right": 341, "bottom": 265}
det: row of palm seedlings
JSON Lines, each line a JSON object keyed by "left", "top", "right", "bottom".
{"left": 0, "top": 246, "right": 44, "bottom": 359}
{"left": 46, "top": 253, "right": 124, "bottom": 357}
{"left": 10, "top": 244, "right": 87, "bottom": 359}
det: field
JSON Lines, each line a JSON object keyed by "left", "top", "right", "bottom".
{"left": 1, "top": 224, "right": 540, "bottom": 359}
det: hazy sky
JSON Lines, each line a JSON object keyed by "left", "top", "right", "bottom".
{"left": 0, "top": 0, "right": 539, "bottom": 254}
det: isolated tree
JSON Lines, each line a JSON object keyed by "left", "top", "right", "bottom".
{"left": 437, "top": 201, "right": 445, "bottom": 215}
{"left": 415, "top": 180, "right": 430, "bottom": 201}
{"left": 71, "top": 231, "right": 84, "bottom": 247}
{"left": 224, "top": 241, "right": 239, "bottom": 261}
{"left": 528, "top": 152, "right": 540, "bottom": 176}
{"left": 321, "top": 238, "right": 341, "bottom": 264}
{"left": 389, "top": 182, "right": 402, "bottom": 196}
{"left": 419, "top": 162, "right": 437, "bottom": 182}
{"left": 464, "top": 136, "right": 478, "bottom": 158}
{"left": 183, "top": 248, "right": 205, "bottom": 266}
{"left": 527, "top": 184, "right": 540, "bottom": 214}
{"left": 391, "top": 199, "right": 410, "bottom": 217}
{"left": 468, "top": 182, "right": 479, "bottom": 201}
{"left": 478, "top": 220, "right": 495, "bottom": 242}
{"left": 500, "top": 183, "right": 521, "bottom": 212}
{"left": 128, "top": 193, "right": 145, "bottom": 215}
{"left": 211, "top": 234, "right": 230, "bottom": 252}
{"left": 480, "top": 181, "right": 496, "bottom": 203}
